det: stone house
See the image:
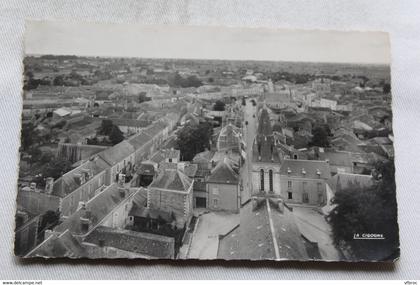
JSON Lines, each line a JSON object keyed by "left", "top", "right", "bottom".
{"left": 147, "top": 169, "right": 193, "bottom": 227}
{"left": 206, "top": 158, "right": 240, "bottom": 213}
{"left": 279, "top": 159, "right": 331, "bottom": 206}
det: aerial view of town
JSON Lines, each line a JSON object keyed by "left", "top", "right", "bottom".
{"left": 14, "top": 54, "right": 398, "bottom": 261}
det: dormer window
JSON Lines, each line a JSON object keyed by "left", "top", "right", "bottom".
{"left": 287, "top": 167, "right": 291, "bottom": 175}
{"left": 316, "top": 169, "right": 321, "bottom": 177}
{"left": 302, "top": 168, "right": 306, "bottom": 175}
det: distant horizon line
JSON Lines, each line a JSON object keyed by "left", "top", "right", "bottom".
{"left": 25, "top": 53, "right": 390, "bottom": 67}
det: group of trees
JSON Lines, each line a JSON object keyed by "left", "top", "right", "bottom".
{"left": 176, "top": 122, "right": 213, "bottom": 161}
{"left": 213, "top": 100, "right": 226, "bottom": 111}
{"left": 21, "top": 122, "right": 40, "bottom": 151}
{"left": 169, "top": 72, "right": 203, "bottom": 88}
{"left": 269, "top": 71, "right": 315, "bottom": 84}
{"left": 327, "top": 160, "right": 399, "bottom": 260}
{"left": 88, "top": 119, "right": 124, "bottom": 146}
{"left": 310, "top": 125, "right": 331, "bottom": 147}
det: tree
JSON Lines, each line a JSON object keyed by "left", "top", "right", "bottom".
{"left": 327, "top": 160, "right": 399, "bottom": 261}
{"left": 39, "top": 210, "right": 61, "bottom": 232}
{"left": 383, "top": 83, "right": 391, "bottom": 94}
{"left": 109, "top": 125, "right": 124, "bottom": 145}
{"left": 310, "top": 126, "right": 330, "bottom": 147}
{"left": 42, "top": 157, "right": 73, "bottom": 180}
{"left": 28, "top": 147, "right": 42, "bottom": 166}
{"left": 21, "top": 123, "right": 40, "bottom": 151}
{"left": 53, "top": 75, "right": 65, "bottom": 86}
{"left": 138, "top": 92, "right": 151, "bottom": 103}
{"left": 170, "top": 73, "right": 203, "bottom": 88}
{"left": 98, "top": 119, "right": 114, "bottom": 136}
{"left": 213, "top": 100, "right": 226, "bottom": 111}
{"left": 176, "top": 122, "right": 213, "bottom": 161}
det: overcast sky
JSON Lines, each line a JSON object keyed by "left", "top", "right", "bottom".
{"left": 25, "top": 21, "right": 390, "bottom": 64}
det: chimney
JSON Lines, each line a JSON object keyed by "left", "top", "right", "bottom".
{"left": 29, "top": 182, "right": 36, "bottom": 191}
{"left": 45, "top": 177, "right": 54, "bottom": 194}
{"left": 80, "top": 216, "right": 91, "bottom": 233}
{"left": 177, "top": 162, "right": 185, "bottom": 172}
{"left": 78, "top": 201, "right": 86, "bottom": 210}
{"left": 98, "top": 239, "right": 105, "bottom": 247}
{"left": 118, "top": 173, "right": 126, "bottom": 185}
{"left": 119, "top": 187, "right": 126, "bottom": 198}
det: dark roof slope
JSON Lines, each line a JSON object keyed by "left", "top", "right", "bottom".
{"left": 318, "top": 151, "right": 353, "bottom": 167}
{"left": 150, "top": 169, "right": 192, "bottom": 192}
{"left": 280, "top": 159, "right": 331, "bottom": 180}
{"left": 84, "top": 226, "right": 175, "bottom": 259}
{"left": 98, "top": 141, "right": 135, "bottom": 166}
{"left": 54, "top": 184, "right": 137, "bottom": 235}
{"left": 328, "top": 173, "right": 374, "bottom": 193}
{"left": 207, "top": 159, "right": 239, "bottom": 184}
{"left": 257, "top": 108, "right": 272, "bottom": 136}
{"left": 52, "top": 157, "right": 110, "bottom": 198}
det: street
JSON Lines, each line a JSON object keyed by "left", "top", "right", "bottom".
{"left": 240, "top": 98, "right": 258, "bottom": 204}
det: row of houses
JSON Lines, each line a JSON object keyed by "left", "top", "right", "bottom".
{"left": 16, "top": 112, "right": 181, "bottom": 257}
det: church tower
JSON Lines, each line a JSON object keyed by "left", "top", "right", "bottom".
{"left": 251, "top": 107, "right": 282, "bottom": 196}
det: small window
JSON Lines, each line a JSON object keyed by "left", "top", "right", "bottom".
{"left": 287, "top": 181, "right": 292, "bottom": 188}
{"left": 288, "top": 192, "right": 293, "bottom": 199}
{"left": 317, "top": 182, "right": 322, "bottom": 193}
{"left": 213, "top": 199, "right": 218, "bottom": 207}
{"left": 169, "top": 158, "right": 172, "bottom": 163}
{"left": 213, "top": 187, "right": 219, "bottom": 195}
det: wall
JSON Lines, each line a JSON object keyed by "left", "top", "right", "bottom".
{"left": 251, "top": 162, "right": 281, "bottom": 195}
{"left": 207, "top": 183, "right": 239, "bottom": 213}
{"left": 57, "top": 143, "right": 108, "bottom": 164}
{"left": 17, "top": 191, "right": 61, "bottom": 215}
{"left": 101, "top": 193, "right": 136, "bottom": 229}
{"left": 14, "top": 216, "right": 40, "bottom": 256}
{"left": 148, "top": 188, "right": 191, "bottom": 222}
{"left": 279, "top": 176, "right": 327, "bottom": 206}
{"left": 60, "top": 171, "right": 107, "bottom": 217}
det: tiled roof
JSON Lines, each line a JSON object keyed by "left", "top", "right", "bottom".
{"left": 328, "top": 173, "right": 374, "bottom": 193}
{"left": 26, "top": 230, "right": 85, "bottom": 258}
{"left": 207, "top": 158, "right": 239, "bottom": 184}
{"left": 150, "top": 148, "right": 180, "bottom": 164}
{"left": 280, "top": 159, "right": 331, "bottom": 180}
{"left": 127, "top": 131, "right": 153, "bottom": 150}
{"left": 84, "top": 226, "right": 175, "bottom": 259}
{"left": 224, "top": 200, "right": 308, "bottom": 260}
{"left": 144, "top": 120, "right": 167, "bottom": 138}
{"left": 51, "top": 157, "right": 110, "bottom": 198}
{"left": 98, "top": 140, "right": 135, "bottom": 166}
{"left": 182, "top": 163, "right": 198, "bottom": 178}
{"left": 150, "top": 169, "right": 192, "bottom": 192}
{"left": 318, "top": 151, "right": 353, "bottom": 167}
{"left": 54, "top": 184, "right": 137, "bottom": 235}
{"left": 111, "top": 118, "right": 151, "bottom": 128}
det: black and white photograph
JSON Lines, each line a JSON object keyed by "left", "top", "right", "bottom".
{"left": 14, "top": 21, "right": 399, "bottom": 262}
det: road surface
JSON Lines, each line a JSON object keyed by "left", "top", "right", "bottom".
{"left": 240, "top": 98, "right": 258, "bottom": 204}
